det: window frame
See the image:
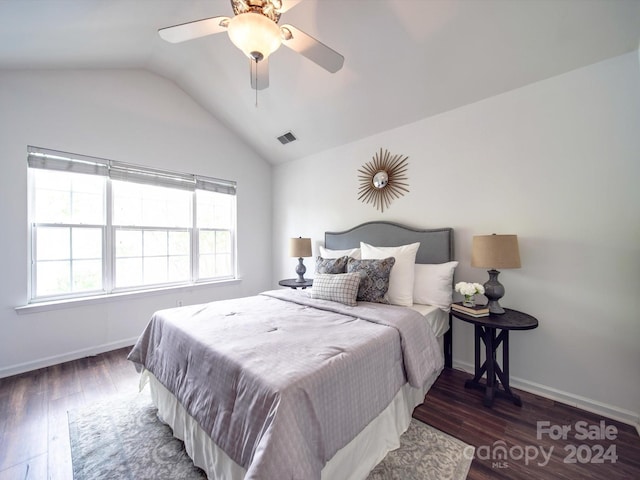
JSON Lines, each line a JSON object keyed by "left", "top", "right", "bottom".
{"left": 27, "top": 146, "right": 237, "bottom": 304}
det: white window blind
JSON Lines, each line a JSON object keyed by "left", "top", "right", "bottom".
{"left": 27, "top": 146, "right": 236, "bottom": 195}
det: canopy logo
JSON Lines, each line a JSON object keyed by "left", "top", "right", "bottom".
{"left": 469, "top": 420, "right": 619, "bottom": 469}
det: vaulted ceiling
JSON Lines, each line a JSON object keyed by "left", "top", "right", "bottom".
{"left": 1, "top": 0, "right": 639, "bottom": 164}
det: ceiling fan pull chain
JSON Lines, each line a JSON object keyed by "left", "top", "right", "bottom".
{"left": 254, "top": 58, "right": 259, "bottom": 107}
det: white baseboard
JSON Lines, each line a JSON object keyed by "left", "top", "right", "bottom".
{"left": 0, "top": 337, "right": 139, "bottom": 379}
{"left": 453, "top": 360, "right": 640, "bottom": 432}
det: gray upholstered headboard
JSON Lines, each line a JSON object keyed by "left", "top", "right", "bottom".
{"left": 325, "top": 221, "right": 455, "bottom": 368}
{"left": 325, "top": 221, "right": 454, "bottom": 264}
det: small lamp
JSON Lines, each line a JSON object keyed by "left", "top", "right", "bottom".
{"left": 289, "top": 237, "right": 312, "bottom": 283}
{"left": 471, "top": 234, "right": 521, "bottom": 314}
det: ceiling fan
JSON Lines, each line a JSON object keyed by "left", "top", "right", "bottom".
{"left": 158, "top": 0, "right": 344, "bottom": 90}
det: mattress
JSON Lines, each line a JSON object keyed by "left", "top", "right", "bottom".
{"left": 409, "top": 303, "right": 450, "bottom": 338}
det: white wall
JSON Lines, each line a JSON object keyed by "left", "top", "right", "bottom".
{"left": 272, "top": 52, "right": 640, "bottom": 424}
{"left": 0, "top": 69, "right": 273, "bottom": 376}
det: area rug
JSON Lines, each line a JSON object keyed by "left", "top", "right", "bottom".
{"left": 68, "top": 392, "right": 474, "bottom": 480}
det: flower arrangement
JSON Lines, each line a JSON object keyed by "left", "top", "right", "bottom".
{"left": 455, "top": 282, "right": 485, "bottom": 307}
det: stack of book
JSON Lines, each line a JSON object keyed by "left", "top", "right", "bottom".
{"left": 451, "top": 301, "right": 490, "bottom": 317}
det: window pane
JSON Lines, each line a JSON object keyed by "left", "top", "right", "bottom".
{"left": 167, "top": 197, "right": 191, "bottom": 227}
{"left": 72, "top": 228, "right": 102, "bottom": 259}
{"left": 72, "top": 191, "right": 104, "bottom": 225}
{"left": 115, "top": 229, "right": 143, "bottom": 288}
{"left": 36, "top": 189, "right": 70, "bottom": 224}
{"left": 169, "top": 256, "right": 189, "bottom": 282}
{"left": 36, "top": 260, "right": 70, "bottom": 296}
{"left": 34, "top": 226, "right": 104, "bottom": 295}
{"left": 115, "top": 230, "right": 142, "bottom": 257}
{"left": 198, "top": 229, "right": 233, "bottom": 280}
{"left": 143, "top": 257, "right": 167, "bottom": 284}
{"left": 114, "top": 229, "right": 190, "bottom": 288}
{"left": 37, "top": 227, "right": 70, "bottom": 260}
{"left": 199, "top": 255, "right": 215, "bottom": 279}
{"left": 197, "top": 191, "right": 233, "bottom": 228}
{"left": 199, "top": 253, "right": 232, "bottom": 278}
{"left": 73, "top": 259, "right": 102, "bottom": 292}
{"left": 113, "top": 181, "right": 191, "bottom": 228}
{"left": 215, "top": 254, "right": 232, "bottom": 276}
{"left": 33, "top": 169, "right": 104, "bottom": 224}
{"left": 199, "top": 231, "right": 215, "bottom": 255}
{"left": 34, "top": 170, "right": 71, "bottom": 224}
{"left": 169, "top": 231, "right": 189, "bottom": 255}
{"left": 115, "top": 258, "right": 142, "bottom": 288}
{"left": 144, "top": 231, "right": 167, "bottom": 257}
{"left": 35, "top": 169, "right": 72, "bottom": 191}
{"left": 113, "top": 182, "right": 143, "bottom": 226}
{"left": 216, "top": 231, "right": 231, "bottom": 253}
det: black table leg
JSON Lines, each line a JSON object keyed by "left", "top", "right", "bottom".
{"left": 465, "top": 326, "right": 485, "bottom": 385}
{"left": 464, "top": 325, "right": 495, "bottom": 407}
{"left": 444, "top": 312, "right": 453, "bottom": 368}
{"left": 494, "top": 331, "right": 522, "bottom": 406}
{"left": 483, "top": 326, "right": 496, "bottom": 407}
{"left": 464, "top": 326, "right": 523, "bottom": 407}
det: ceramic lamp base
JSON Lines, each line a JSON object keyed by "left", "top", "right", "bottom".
{"left": 484, "top": 269, "right": 506, "bottom": 314}
{"left": 295, "top": 257, "right": 307, "bottom": 282}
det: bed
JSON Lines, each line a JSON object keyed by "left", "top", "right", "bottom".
{"left": 128, "top": 221, "right": 455, "bottom": 480}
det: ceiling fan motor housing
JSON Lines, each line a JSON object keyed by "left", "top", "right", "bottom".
{"left": 231, "top": 0, "right": 282, "bottom": 23}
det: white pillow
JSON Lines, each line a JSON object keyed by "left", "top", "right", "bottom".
{"left": 319, "top": 246, "right": 361, "bottom": 260}
{"left": 413, "top": 261, "right": 459, "bottom": 311}
{"left": 360, "top": 242, "right": 420, "bottom": 307}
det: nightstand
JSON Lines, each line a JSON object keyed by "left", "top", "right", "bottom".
{"left": 452, "top": 307, "right": 538, "bottom": 407}
{"left": 278, "top": 278, "right": 313, "bottom": 289}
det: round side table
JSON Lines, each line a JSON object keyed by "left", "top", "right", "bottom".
{"left": 452, "top": 307, "right": 538, "bottom": 407}
{"left": 278, "top": 278, "right": 313, "bottom": 289}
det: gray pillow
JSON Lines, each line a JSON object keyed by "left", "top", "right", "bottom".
{"left": 310, "top": 272, "right": 361, "bottom": 306}
{"left": 347, "top": 257, "right": 396, "bottom": 303}
{"left": 315, "top": 255, "right": 349, "bottom": 274}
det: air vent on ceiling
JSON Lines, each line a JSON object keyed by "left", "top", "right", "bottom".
{"left": 277, "top": 131, "right": 297, "bottom": 145}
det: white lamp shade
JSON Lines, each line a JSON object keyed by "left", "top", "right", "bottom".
{"left": 227, "top": 12, "right": 282, "bottom": 60}
{"left": 289, "top": 237, "right": 312, "bottom": 258}
{"left": 471, "top": 234, "right": 521, "bottom": 269}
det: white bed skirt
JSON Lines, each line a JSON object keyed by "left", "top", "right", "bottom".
{"left": 142, "top": 368, "right": 441, "bottom": 480}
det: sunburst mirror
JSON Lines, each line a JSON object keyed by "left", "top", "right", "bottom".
{"left": 358, "top": 148, "right": 409, "bottom": 212}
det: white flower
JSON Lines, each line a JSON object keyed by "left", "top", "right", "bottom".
{"left": 455, "top": 281, "right": 484, "bottom": 296}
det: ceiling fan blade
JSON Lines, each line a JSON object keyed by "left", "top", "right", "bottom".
{"left": 280, "top": 24, "right": 344, "bottom": 73}
{"left": 279, "top": 0, "right": 304, "bottom": 13}
{"left": 250, "top": 58, "right": 270, "bottom": 90}
{"left": 158, "top": 16, "right": 230, "bottom": 43}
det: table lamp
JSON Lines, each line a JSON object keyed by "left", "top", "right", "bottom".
{"left": 471, "top": 234, "right": 521, "bottom": 314}
{"left": 289, "top": 237, "right": 312, "bottom": 283}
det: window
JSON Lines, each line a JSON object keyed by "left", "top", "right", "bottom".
{"left": 28, "top": 146, "right": 237, "bottom": 303}
{"left": 31, "top": 169, "right": 106, "bottom": 298}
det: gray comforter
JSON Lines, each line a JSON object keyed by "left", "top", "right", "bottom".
{"left": 128, "top": 289, "right": 443, "bottom": 480}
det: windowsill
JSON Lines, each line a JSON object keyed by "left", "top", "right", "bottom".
{"left": 14, "top": 278, "right": 242, "bottom": 315}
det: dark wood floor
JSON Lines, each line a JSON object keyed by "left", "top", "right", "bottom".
{"left": 415, "top": 368, "right": 640, "bottom": 480}
{"left": 1, "top": 347, "right": 638, "bottom": 480}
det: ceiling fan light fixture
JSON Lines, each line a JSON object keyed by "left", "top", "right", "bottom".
{"left": 227, "top": 12, "right": 282, "bottom": 61}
